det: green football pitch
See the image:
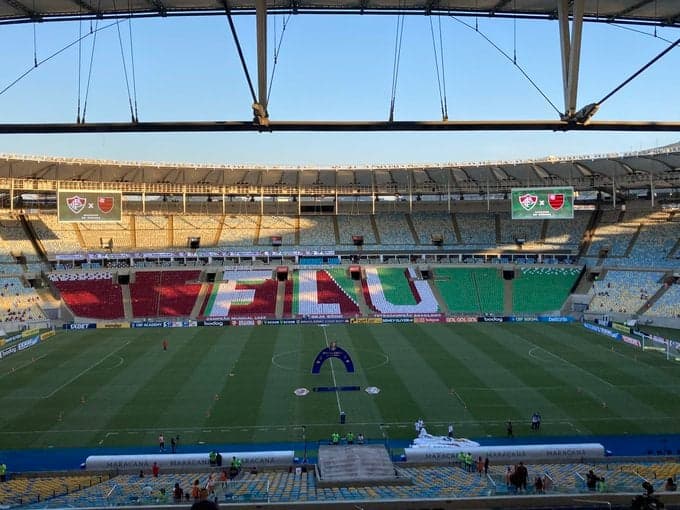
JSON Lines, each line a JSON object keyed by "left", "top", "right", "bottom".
{"left": 0, "top": 323, "right": 679, "bottom": 450}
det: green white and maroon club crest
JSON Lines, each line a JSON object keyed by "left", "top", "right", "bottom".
{"left": 518, "top": 193, "right": 538, "bottom": 211}
{"left": 66, "top": 195, "right": 87, "bottom": 214}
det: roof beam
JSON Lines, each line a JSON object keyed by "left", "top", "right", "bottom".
{"left": 70, "top": 0, "right": 100, "bottom": 16}
{"left": 667, "top": 10, "right": 680, "bottom": 25}
{"left": 145, "top": 0, "right": 167, "bottom": 16}
{"left": 490, "top": 0, "right": 512, "bottom": 15}
{"left": 3, "top": 0, "right": 40, "bottom": 20}
{"left": 610, "top": 0, "right": 654, "bottom": 19}
{"left": 0, "top": 119, "right": 678, "bottom": 133}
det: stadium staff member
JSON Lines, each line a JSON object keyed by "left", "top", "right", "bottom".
{"left": 0, "top": 462, "right": 6, "bottom": 482}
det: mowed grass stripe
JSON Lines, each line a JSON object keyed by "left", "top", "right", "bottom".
{"left": 77, "top": 329, "right": 219, "bottom": 448}
{"left": 490, "top": 324, "right": 665, "bottom": 434}
{"left": 0, "top": 331, "right": 138, "bottom": 448}
{"left": 485, "top": 324, "right": 648, "bottom": 432}
{"left": 403, "top": 324, "right": 502, "bottom": 435}
{"left": 370, "top": 324, "right": 458, "bottom": 434}
{"left": 316, "top": 324, "right": 411, "bottom": 438}
{"left": 317, "top": 324, "right": 386, "bottom": 438}
{"left": 253, "top": 325, "right": 311, "bottom": 443}
{"left": 206, "top": 326, "right": 279, "bottom": 441}
{"left": 516, "top": 323, "right": 680, "bottom": 414}
{"left": 514, "top": 324, "right": 680, "bottom": 424}
{"left": 439, "top": 324, "right": 582, "bottom": 436}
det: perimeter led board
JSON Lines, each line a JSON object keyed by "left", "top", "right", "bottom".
{"left": 58, "top": 190, "right": 122, "bottom": 222}
{"left": 511, "top": 187, "right": 574, "bottom": 220}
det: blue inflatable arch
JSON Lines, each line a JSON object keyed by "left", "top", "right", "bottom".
{"left": 311, "top": 342, "right": 355, "bottom": 374}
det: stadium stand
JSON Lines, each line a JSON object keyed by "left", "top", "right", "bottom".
{"left": 512, "top": 266, "right": 581, "bottom": 314}
{"left": 298, "top": 216, "right": 337, "bottom": 247}
{"left": 410, "top": 211, "right": 457, "bottom": 246}
{"left": 0, "top": 212, "right": 39, "bottom": 259}
{"left": 258, "top": 215, "right": 297, "bottom": 246}
{"left": 297, "top": 269, "right": 360, "bottom": 316}
{"left": 218, "top": 215, "right": 258, "bottom": 247}
{"left": 129, "top": 270, "right": 202, "bottom": 317}
{"left": 543, "top": 211, "right": 592, "bottom": 250}
{"left": 588, "top": 270, "right": 665, "bottom": 314}
{"left": 337, "top": 215, "right": 377, "bottom": 246}
{"left": 455, "top": 212, "right": 496, "bottom": 248}
{"left": 498, "top": 212, "right": 543, "bottom": 249}
{"left": 587, "top": 209, "right": 637, "bottom": 258}
{"left": 133, "top": 215, "right": 171, "bottom": 249}
{"left": 171, "top": 215, "right": 222, "bottom": 248}
{"left": 374, "top": 213, "right": 416, "bottom": 246}
{"left": 645, "top": 283, "right": 680, "bottom": 318}
{"left": 30, "top": 213, "right": 82, "bottom": 254}
{"left": 49, "top": 271, "right": 124, "bottom": 319}
{"left": 362, "top": 267, "right": 438, "bottom": 314}
{"left": 206, "top": 270, "right": 277, "bottom": 317}
{"left": 77, "top": 216, "right": 133, "bottom": 251}
{"left": 0, "top": 276, "right": 46, "bottom": 323}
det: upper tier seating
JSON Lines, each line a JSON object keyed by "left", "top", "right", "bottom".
{"left": 374, "top": 213, "right": 415, "bottom": 245}
{"left": 498, "top": 212, "right": 543, "bottom": 249}
{"left": 410, "top": 212, "right": 457, "bottom": 246}
{"left": 129, "top": 270, "right": 202, "bottom": 318}
{"left": 0, "top": 212, "right": 38, "bottom": 258}
{"left": 134, "top": 216, "right": 170, "bottom": 249}
{"left": 49, "top": 271, "right": 124, "bottom": 319}
{"left": 172, "top": 215, "right": 222, "bottom": 248}
{"left": 298, "top": 216, "right": 337, "bottom": 247}
{"left": 455, "top": 213, "right": 496, "bottom": 248}
{"left": 218, "top": 215, "right": 258, "bottom": 246}
{"left": 543, "top": 211, "right": 592, "bottom": 250}
{"left": 30, "top": 213, "right": 82, "bottom": 253}
{"left": 78, "top": 216, "right": 134, "bottom": 251}
{"left": 337, "top": 215, "right": 377, "bottom": 245}
{"left": 258, "top": 215, "right": 297, "bottom": 246}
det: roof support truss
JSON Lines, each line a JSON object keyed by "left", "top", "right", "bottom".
{"left": 4, "top": 0, "right": 39, "bottom": 19}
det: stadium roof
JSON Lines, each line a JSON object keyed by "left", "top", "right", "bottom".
{"left": 1, "top": 143, "right": 678, "bottom": 195}
{"left": 0, "top": 1, "right": 678, "bottom": 134}
{"left": 0, "top": 1, "right": 678, "bottom": 25}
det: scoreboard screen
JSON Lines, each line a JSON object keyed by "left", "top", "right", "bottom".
{"left": 57, "top": 190, "right": 122, "bottom": 222}
{"left": 511, "top": 187, "right": 574, "bottom": 220}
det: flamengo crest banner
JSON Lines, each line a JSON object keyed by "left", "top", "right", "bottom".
{"left": 58, "top": 190, "right": 122, "bottom": 222}
{"left": 511, "top": 187, "right": 574, "bottom": 220}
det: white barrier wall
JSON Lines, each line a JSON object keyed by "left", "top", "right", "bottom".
{"left": 84, "top": 451, "right": 295, "bottom": 471}
{"left": 404, "top": 443, "right": 605, "bottom": 464}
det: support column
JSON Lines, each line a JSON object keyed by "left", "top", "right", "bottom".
{"left": 558, "top": 0, "right": 585, "bottom": 120}
{"left": 254, "top": 0, "right": 269, "bottom": 125}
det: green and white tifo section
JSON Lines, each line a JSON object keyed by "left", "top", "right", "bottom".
{"left": 202, "top": 266, "right": 582, "bottom": 317}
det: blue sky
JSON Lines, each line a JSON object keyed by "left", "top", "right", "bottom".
{"left": 0, "top": 13, "right": 678, "bottom": 165}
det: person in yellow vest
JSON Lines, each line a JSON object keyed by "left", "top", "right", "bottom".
{"left": 331, "top": 432, "right": 340, "bottom": 445}
{"left": 0, "top": 462, "right": 6, "bottom": 482}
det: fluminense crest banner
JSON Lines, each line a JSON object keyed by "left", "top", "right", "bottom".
{"left": 511, "top": 187, "right": 574, "bottom": 220}
{"left": 58, "top": 190, "right": 122, "bottom": 222}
